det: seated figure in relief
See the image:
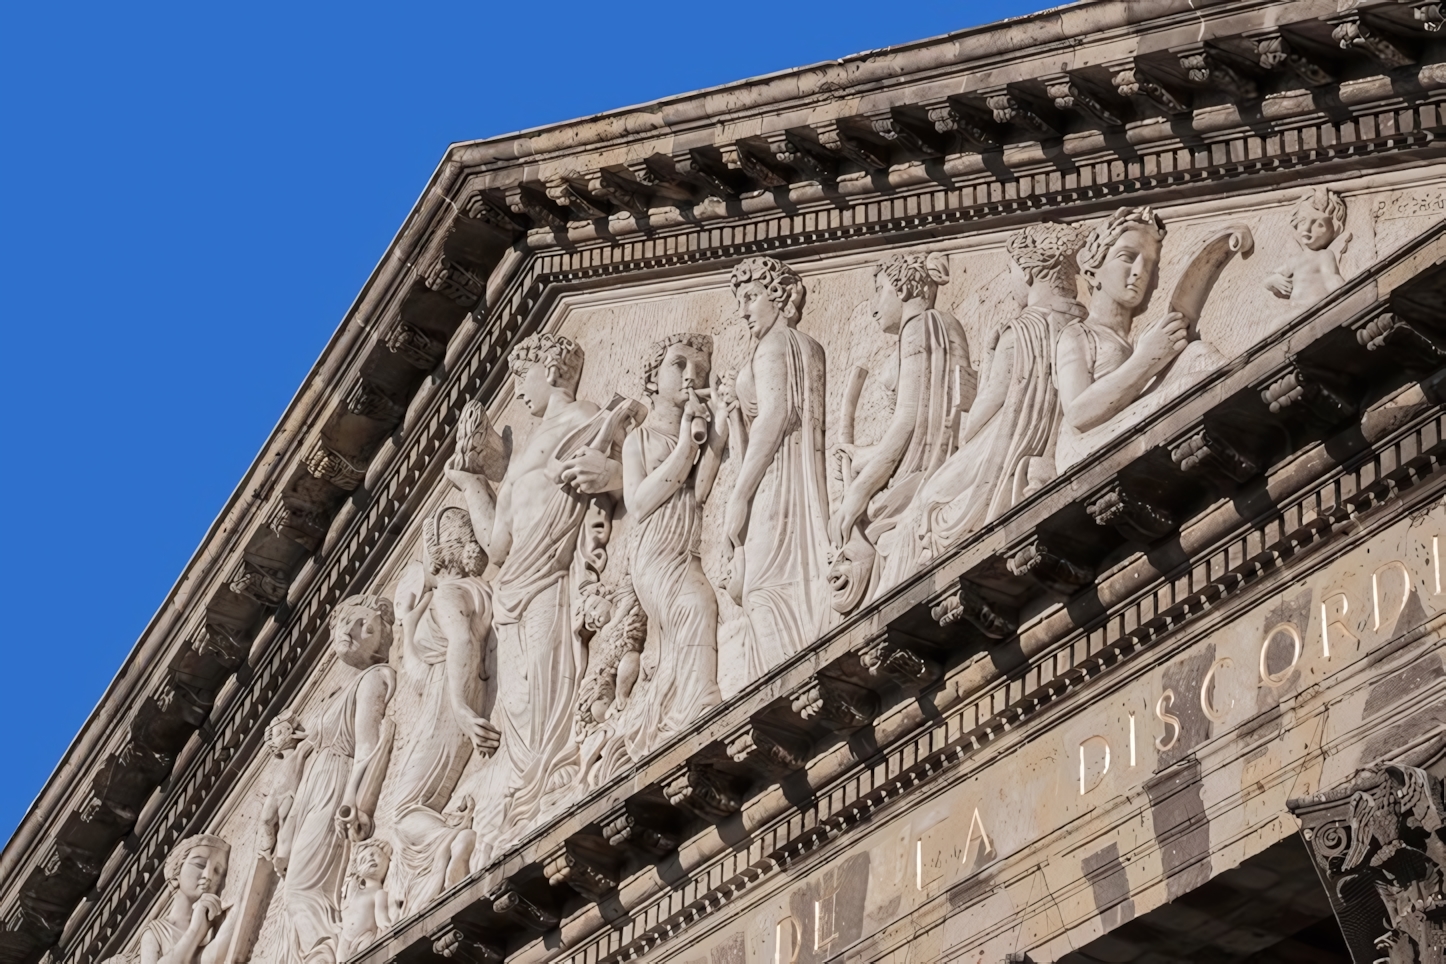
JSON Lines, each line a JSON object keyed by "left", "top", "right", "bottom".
{"left": 829, "top": 252, "right": 973, "bottom": 610}
{"left": 261, "top": 594, "right": 397, "bottom": 964}
{"left": 1265, "top": 186, "right": 1348, "bottom": 308}
{"left": 337, "top": 839, "right": 401, "bottom": 960}
{"left": 716, "top": 257, "right": 832, "bottom": 679}
{"left": 388, "top": 506, "right": 495, "bottom": 912}
{"left": 1054, "top": 206, "right": 1227, "bottom": 472}
{"left": 135, "top": 833, "right": 235, "bottom": 964}
{"left": 893, "top": 223, "right": 1084, "bottom": 577}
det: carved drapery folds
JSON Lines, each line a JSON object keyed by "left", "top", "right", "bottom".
{"left": 1289, "top": 762, "right": 1446, "bottom": 964}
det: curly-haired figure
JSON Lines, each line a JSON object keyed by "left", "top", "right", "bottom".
{"left": 133, "top": 834, "right": 235, "bottom": 964}
{"left": 1054, "top": 206, "right": 1225, "bottom": 471}
{"left": 444, "top": 330, "right": 638, "bottom": 848}
{"left": 830, "top": 251, "right": 973, "bottom": 607}
{"left": 620, "top": 333, "right": 725, "bottom": 743}
{"left": 717, "top": 257, "right": 831, "bottom": 677}
{"left": 266, "top": 595, "right": 397, "bottom": 964}
{"left": 1265, "top": 186, "right": 1348, "bottom": 307}
{"left": 903, "top": 223, "right": 1086, "bottom": 572}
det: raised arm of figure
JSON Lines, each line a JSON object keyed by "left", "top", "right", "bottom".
{"left": 1057, "top": 312, "right": 1187, "bottom": 433}
{"left": 432, "top": 583, "right": 500, "bottom": 757}
{"left": 962, "top": 326, "right": 1015, "bottom": 444}
{"left": 622, "top": 416, "right": 700, "bottom": 522}
{"left": 834, "top": 319, "right": 929, "bottom": 540}
{"left": 444, "top": 458, "right": 502, "bottom": 561}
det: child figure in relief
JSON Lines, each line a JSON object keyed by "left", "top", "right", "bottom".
{"left": 1265, "top": 187, "right": 1348, "bottom": 308}
{"left": 338, "top": 839, "right": 402, "bottom": 959}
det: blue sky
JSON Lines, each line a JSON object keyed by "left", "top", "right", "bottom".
{"left": 0, "top": 0, "right": 1051, "bottom": 839}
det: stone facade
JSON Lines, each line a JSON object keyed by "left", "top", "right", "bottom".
{"left": 13, "top": 1, "right": 1446, "bottom": 962}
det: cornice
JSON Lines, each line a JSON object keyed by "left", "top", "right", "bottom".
{"left": 9, "top": 2, "right": 1446, "bottom": 963}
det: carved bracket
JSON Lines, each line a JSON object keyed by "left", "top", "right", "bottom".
{"left": 543, "top": 836, "right": 619, "bottom": 901}
{"left": 432, "top": 924, "right": 504, "bottom": 964}
{"left": 1110, "top": 62, "right": 1191, "bottom": 115}
{"left": 1288, "top": 762, "right": 1446, "bottom": 964}
{"left": 186, "top": 619, "right": 246, "bottom": 666}
{"left": 662, "top": 764, "right": 743, "bottom": 822}
{"left": 721, "top": 142, "right": 790, "bottom": 188}
{"left": 1169, "top": 426, "right": 1259, "bottom": 483}
{"left": 867, "top": 109, "right": 946, "bottom": 157}
{"left": 600, "top": 796, "right": 680, "bottom": 857}
{"left": 384, "top": 322, "right": 442, "bottom": 370}
{"left": 671, "top": 149, "right": 741, "bottom": 199}
{"left": 1356, "top": 312, "right": 1446, "bottom": 374}
{"left": 423, "top": 257, "right": 486, "bottom": 308}
{"left": 726, "top": 719, "right": 813, "bottom": 775}
{"left": 587, "top": 169, "right": 653, "bottom": 218}
{"left": 462, "top": 190, "right": 529, "bottom": 233}
{"left": 1260, "top": 363, "right": 1353, "bottom": 424}
{"left": 931, "top": 580, "right": 1018, "bottom": 638}
{"left": 1175, "top": 43, "right": 1259, "bottom": 101}
{"left": 1417, "top": 2, "right": 1446, "bottom": 33}
{"left": 1005, "top": 537, "right": 1094, "bottom": 595}
{"left": 228, "top": 561, "right": 289, "bottom": 607}
{"left": 1330, "top": 14, "right": 1417, "bottom": 69}
{"left": 1086, "top": 482, "right": 1176, "bottom": 543}
{"left": 815, "top": 120, "right": 891, "bottom": 171}
{"left": 982, "top": 88, "right": 1058, "bottom": 137}
{"left": 344, "top": 378, "right": 405, "bottom": 422}
{"left": 504, "top": 185, "right": 570, "bottom": 230}
{"left": 1248, "top": 28, "right": 1336, "bottom": 86}
{"left": 546, "top": 177, "right": 609, "bottom": 220}
{"left": 790, "top": 674, "right": 881, "bottom": 731}
{"left": 764, "top": 131, "right": 837, "bottom": 183}
{"left": 492, "top": 882, "right": 560, "bottom": 931}
{"left": 859, "top": 634, "right": 941, "bottom": 687}
{"left": 303, "top": 445, "right": 366, "bottom": 491}
{"left": 1044, "top": 75, "right": 1121, "bottom": 127}
{"left": 922, "top": 100, "right": 1001, "bottom": 151}
{"left": 267, "top": 501, "right": 325, "bottom": 551}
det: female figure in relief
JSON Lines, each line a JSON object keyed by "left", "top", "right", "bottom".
{"left": 616, "top": 333, "right": 725, "bottom": 750}
{"left": 1054, "top": 206, "right": 1223, "bottom": 471}
{"left": 717, "top": 256, "right": 832, "bottom": 679}
{"left": 905, "top": 222, "right": 1085, "bottom": 570}
{"left": 261, "top": 593, "right": 396, "bottom": 964}
{"left": 132, "top": 834, "right": 235, "bottom": 964}
{"left": 389, "top": 506, "right": 496, "bottom": 912}
{"left": 830, "top": 251, "right": 973, "bottom": 605}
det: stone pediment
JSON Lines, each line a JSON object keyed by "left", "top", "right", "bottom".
{"left": 15, "top": 3, "right": 1446, "bottom": 964}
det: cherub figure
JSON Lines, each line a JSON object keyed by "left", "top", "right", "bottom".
{"left": 338, "top": 839, "right": 402, "bottom": 959}
{"left": 1265, "top": 187, "right": 1348, "bottom": 307}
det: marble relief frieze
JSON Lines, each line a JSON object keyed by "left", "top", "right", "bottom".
{"left": 93, "top": 167, "right": 1446, "bottom": 964}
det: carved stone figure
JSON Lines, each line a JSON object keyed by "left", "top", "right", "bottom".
{"left": 1055, "top": 207, "right": 1248, "bottom": 471}
{"left": 901, "top": 223, "right": 1084, "bottom": 574}
{"left": 619, "top": 333, "right": 725, "bottom": 737}
{"left": 337, "top": 839, "right": 401, "bottom": 960}
{"left": 829, "top": 252, "right": 973, "bottom": 613}
{"left": 1290, "top": 760, "right": 1446, "bottom": 964}
{"left": 573, "top": 334, "right": 726, "bottom": 783}
{"left": 446, "top": 333, "right": 640, "bottom": 848}
{"left": 1265, "top": 186, "right": 1348, "bottom": 307}
{"left": 132, "top": 834, "right": 235, "bottom": 964}
{"left": 262, "top": 595, "right": 397, "bottom": 964}
{"left": 718, "top": 257, "right": 831, "bottom": 677}
{"left": 389, "top": 507, "right": 494, "bottom": 912}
